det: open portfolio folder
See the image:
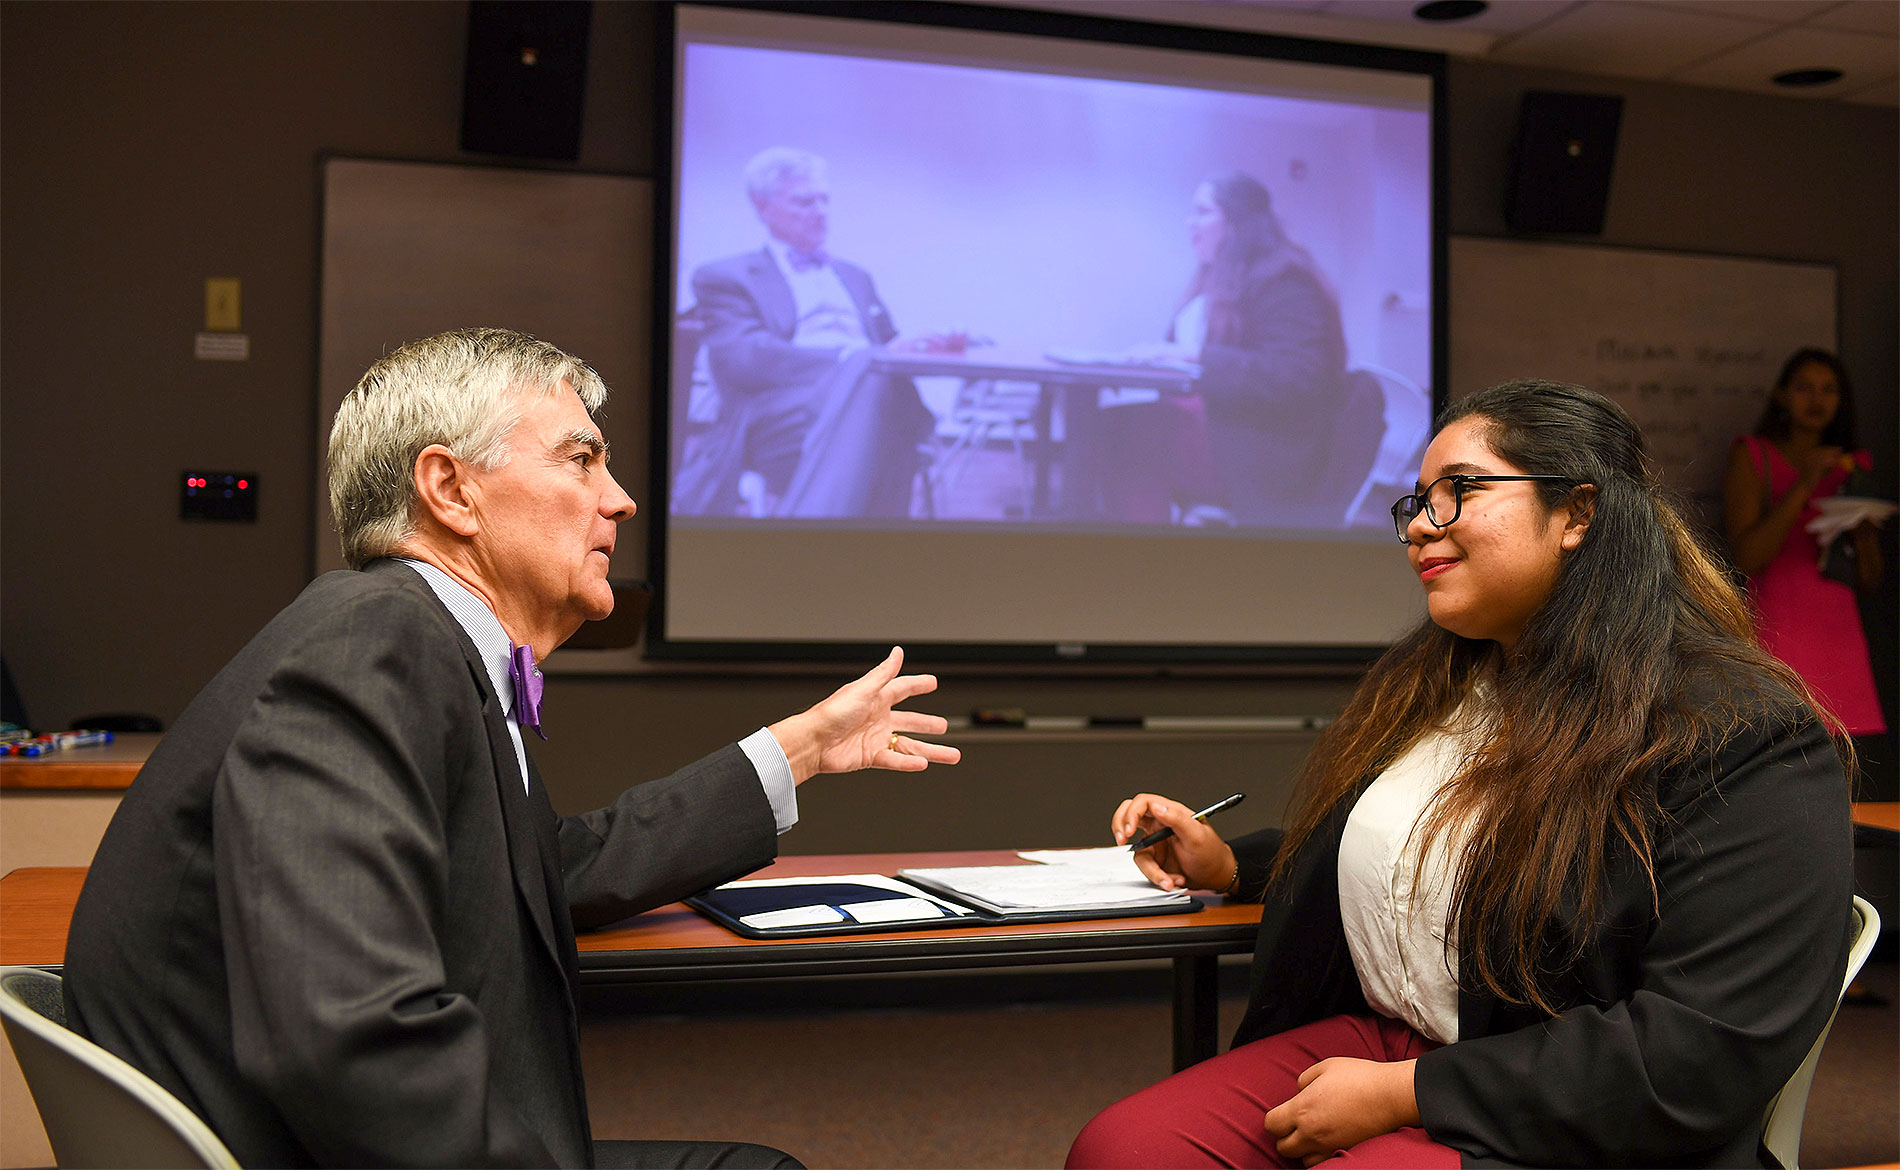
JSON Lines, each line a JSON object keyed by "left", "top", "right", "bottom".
{"left": 688, "top": 848, "right": 1198, "bottom": 939}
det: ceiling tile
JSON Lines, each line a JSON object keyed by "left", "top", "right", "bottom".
{"left": 1674, "top": 23, "right": 1900, "bottom": 93}
{"left": 1841, "top": 74, "right": 1900, "bottom": 102}
{"left": 1810, "top": 0, "right": 1900, "bottom": 35}
{"left": 1639, "top": 0, "right": 1843, "bottom": 22}
{"left": 1488, "top": 2, "right": 1774, "bottom": 77}
{"left": 1321, "top": 0, "right": 1575, "bottom": 34}
{"left": 1221, "top": 0, "right": 1335, "bottom": 11}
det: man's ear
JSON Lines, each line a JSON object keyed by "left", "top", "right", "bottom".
{"left": 1559, "top": 484, "right": 1597, "bottom": 551}
{"left": 413, "top": 444, "right": 481, "bottom": 538}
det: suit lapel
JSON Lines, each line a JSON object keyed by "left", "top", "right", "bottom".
{"left": 523, "top": 754, "right": 581, "bottom": 984}
{"left": 750, "top": 249, "right": 799, "bottom": 339}
{"left": 471, "top": 653, "right": 571, "bottom": 983}
{"left": 834, "top": 262, "right": 894, "bottom": 345}
{"left": 522, "top": 754, "right": 592, "bottom": 1140}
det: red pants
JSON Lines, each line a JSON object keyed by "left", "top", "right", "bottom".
{"left": 1066, "top": 1014, "right": 1461, "bottom": 1169}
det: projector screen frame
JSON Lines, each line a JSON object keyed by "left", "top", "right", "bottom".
{"left": 645, "top": 0, "right": 1449, "bottom": 667}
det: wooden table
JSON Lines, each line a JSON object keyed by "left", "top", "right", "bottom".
{"left": 2, "top": 851, "right": 1264, "bottom": 1070}
{"left": 0, "top": 733, "right": 158, "bottom": 790}
{"left": 1852, "top": 802, "right": 1899, "bottom": 835}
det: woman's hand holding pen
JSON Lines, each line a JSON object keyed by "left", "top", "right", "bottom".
{"left": 1113, "top": 793, "right": 1238, "bottom": 893}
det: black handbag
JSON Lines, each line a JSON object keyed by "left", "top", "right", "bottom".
{"left": 1820, "top": 532, "right": 1859, "bottom": 589}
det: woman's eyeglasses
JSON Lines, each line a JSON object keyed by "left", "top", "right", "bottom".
{"left": 1390, "top": 474, "right": 1574, "bottom": 544}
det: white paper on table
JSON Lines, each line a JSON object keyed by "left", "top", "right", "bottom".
{"left": 900, "top": 861, "right": 1192, "bottom": 914}
{"left": 739, "top": 904, "right": 847, "bottom": 930}
{"left": 1017, "top": 845, "right": 1152, "bottom": 881}
{"left": 839, "top": 897, "right": 960, "bottom": 924}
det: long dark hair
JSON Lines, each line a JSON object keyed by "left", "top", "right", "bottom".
{"left": 1185, "top": 171, "right": 1334, "bottom": 345}
{"left": 1752, "top": 347, "right": 1857, "bottom": 447}
{"left": 1270, "top": 379, "right": 1842, "bottom": 1012}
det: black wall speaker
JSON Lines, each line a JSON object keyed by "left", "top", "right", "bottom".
{"left": 460, "top": 1, "right": 592, "bottom": 161}
{"left": 1506, "top": 90, "right": 1624, "bottom": 235}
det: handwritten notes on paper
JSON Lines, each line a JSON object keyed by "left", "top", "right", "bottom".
{"left": 1449, "top": 237, "right": 1836, "bottom": 530}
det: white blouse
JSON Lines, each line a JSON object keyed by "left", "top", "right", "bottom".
{"left": 1336, "top": 703, "right": 1487, "bottom": 1044}
{"left": 1173, "top": 294, "right": 1208, "bottom": 357}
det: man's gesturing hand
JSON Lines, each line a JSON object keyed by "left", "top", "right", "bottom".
{"left": 770, "top": 647, "right": 960, "bottom": 784}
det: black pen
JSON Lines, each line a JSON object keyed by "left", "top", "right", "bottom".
{"left": 1127, "top": 792, "right": 1245, "bottom": 851}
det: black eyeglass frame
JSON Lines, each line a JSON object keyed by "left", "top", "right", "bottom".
{"left": 1390, "top": 474, "right": 1576, "bottom": 544}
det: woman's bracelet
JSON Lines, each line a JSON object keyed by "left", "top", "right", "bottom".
{"left": 1216, "top": 859, "right": 1241, "bottom": 897}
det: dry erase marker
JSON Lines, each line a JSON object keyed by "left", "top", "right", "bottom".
{"left": 1128, "top": 792, "right": 1244, "bottom": 851}
{"left": 18, "top": 730, "right": 114, "bottom": 756}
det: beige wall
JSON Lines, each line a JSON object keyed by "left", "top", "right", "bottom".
{"left": 0, "top": 7, "right": 1894, "bottom": 1161}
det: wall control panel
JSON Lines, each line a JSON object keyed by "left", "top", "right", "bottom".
{"left": 181, "top": 471, "right": 258, "bottom": 522}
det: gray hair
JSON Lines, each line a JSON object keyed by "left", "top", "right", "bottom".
{"left": 327, "top": 328, "right": 608, "bottom": 568}
{"left": 744, "top": 146, "right": 826, "bottom": 207}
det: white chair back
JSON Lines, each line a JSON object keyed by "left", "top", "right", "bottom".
{"left": 0, "top": 966, "right": 240, "bottom": 1169}
{"left": 1759, "top": 895, "right": 1881, "bottom": 1170}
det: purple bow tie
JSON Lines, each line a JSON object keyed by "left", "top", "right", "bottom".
{"left": 509, "top": 643, "right": 546, "bottom": 740}
{"left": 787, "top": 249, "right": 827, "bottom": 273}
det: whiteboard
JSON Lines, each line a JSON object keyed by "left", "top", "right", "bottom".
{"left": 1448, "top": 237, "right": 1835, "bottom": 530}
{"left": 316, "top": 157, "right": 653, "bottom": 576}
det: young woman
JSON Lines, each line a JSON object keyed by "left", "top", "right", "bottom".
{"left": 1724, "top": 348, "right": 1886, "bottom": 736}
{"left": 1068, "top": 381, "right": 1854, "bottom": 1168}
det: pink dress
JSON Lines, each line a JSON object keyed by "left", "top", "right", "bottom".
{"left": 1738, "top": 435, "right": 1886, "bottom": 735}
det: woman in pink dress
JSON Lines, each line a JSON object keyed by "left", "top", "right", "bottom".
{"left": 1724, "top": 348, "right": 1886, "bottom": 734}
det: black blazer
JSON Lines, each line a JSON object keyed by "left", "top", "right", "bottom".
{"left": 678, "top": 248, "right": 930, "bottom": 518}
{"left": 691, "top": 247, "right": 899, "bottom": 400}
{"left": 64, "top": 560, "right": 779, "bottom": 1167}
{"left": 1226, "top": 685, "right": 1853, "bottom": 1168}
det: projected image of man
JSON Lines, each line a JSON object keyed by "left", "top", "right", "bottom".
{"left": 677, "top": 147, "right": 948, "bottom": 520}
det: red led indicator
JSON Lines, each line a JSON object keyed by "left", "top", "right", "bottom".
{"left": 237, "top": 480, "right": 248, "bottom": 490}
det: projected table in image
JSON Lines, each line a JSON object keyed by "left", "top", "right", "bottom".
{"left": 871, "top": 349, "right": 1193, "bottom": 520}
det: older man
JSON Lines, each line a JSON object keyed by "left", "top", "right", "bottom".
{"left": 676, "top": 147, "right": 955, "bottom": 519}
{"left": 62, "top": 329, "right": 958, "bottom": 1168}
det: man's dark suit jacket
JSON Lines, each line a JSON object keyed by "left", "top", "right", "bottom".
{"left": 677, "top": 248, "right": 930, "bottom": 518}
{"left": 692, "top": 249, "right": 898, "bottom": 397}
{"left": 1224, "top": 682, "right": 1852, "bottom": 1168}
{"left": 63, "top": 559, "right": 779, "bottom": 1167}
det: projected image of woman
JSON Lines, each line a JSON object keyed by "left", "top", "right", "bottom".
{"left": 1069, "top": 380, "right": 1854, "bottom": 1169}
{"left": 1113, "top": 171, "right": 1350, "bottom": 528}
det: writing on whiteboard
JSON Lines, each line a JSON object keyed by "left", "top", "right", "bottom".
{"left": 1449, "top": 238, "right": 1835, "bottom": 535}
